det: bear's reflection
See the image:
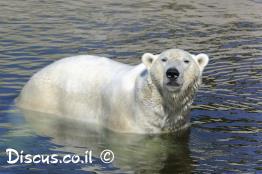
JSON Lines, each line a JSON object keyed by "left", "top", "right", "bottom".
{"left": 20, "top": 108, "right": 194, "bottom": 173}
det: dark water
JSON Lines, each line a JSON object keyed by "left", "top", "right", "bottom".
{"left": 0, "top": 0, "right": 261, "bottom": 173}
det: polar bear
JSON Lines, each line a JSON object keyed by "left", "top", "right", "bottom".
{"left": 16, "top": 48, "right": 209, "bottom": 134}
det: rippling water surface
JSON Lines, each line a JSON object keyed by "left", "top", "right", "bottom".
{"left": 0, "top": 0, "right": 261, "bottom": 173}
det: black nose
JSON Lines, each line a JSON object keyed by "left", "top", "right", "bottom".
{"left": 166, "top": 68, "right": 180, "bottom": 80}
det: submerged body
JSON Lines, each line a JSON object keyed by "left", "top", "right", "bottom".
{"left": 17, "top": 49, "right": 209, "bottom": 134}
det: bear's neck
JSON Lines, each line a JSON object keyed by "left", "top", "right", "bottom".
{"left": 140, "top": 77, "right": 200, "bottom": 132}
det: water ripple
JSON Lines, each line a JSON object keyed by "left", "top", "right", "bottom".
{"left": 0, "top": 0, "right": 261, "bottom": 173}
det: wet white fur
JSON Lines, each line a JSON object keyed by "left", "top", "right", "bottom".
{"left": 17, "top": 49, "right": 209, "bottom": 134}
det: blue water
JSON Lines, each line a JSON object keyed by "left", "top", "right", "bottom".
{"left": 0, "top": 0, "right": 261, "bottom": 173}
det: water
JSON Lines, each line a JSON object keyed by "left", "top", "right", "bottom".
{"left": 0, "top": 0, "right": 261, "bottom": 173}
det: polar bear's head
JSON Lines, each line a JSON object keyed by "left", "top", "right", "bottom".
{"left": 142, "top": 49, "right": 209, "bottom": 93}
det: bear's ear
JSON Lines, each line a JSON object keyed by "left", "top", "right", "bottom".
{"left": 194, "top": 53, "right": 209, "bottom": 71}
{"left": 142, "top": 53, "right": 158, "bottom": 68}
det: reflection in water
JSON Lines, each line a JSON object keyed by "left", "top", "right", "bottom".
{"left": 20, "top": 108, "right": 194, "bottom": 173}
{"left": 0, "top": 0, "right": 261, "bottom": 173}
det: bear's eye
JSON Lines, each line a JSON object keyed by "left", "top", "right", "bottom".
{"left": 184, "top": 60, "right": 190, "bottom": 64}
{"left": 161, "top": 58, "right": 167, "bottom": 62}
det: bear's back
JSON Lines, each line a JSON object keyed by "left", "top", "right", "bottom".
{"left": 39, "top": 55, "right": 131, "bottom": 81}
{"left": 16, "top": 55, "right": 135, "bottom": 114}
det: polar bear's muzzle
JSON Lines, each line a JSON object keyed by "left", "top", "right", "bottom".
{"left": 166, "top": 68, "right": 183, "bottom": 91}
